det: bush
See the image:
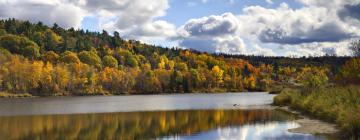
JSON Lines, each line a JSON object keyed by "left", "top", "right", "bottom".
{"left": 274, "top": 85, "right": 360, "bottom": 138}
{"left": 273, "top": 89, "right": 292, "bottom": 105}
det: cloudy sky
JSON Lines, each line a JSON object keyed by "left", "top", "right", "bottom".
{"left": 1, "top": 0, "right": 360, "bottom": 56}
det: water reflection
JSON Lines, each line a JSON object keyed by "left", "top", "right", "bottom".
{"left": 0, "top": 109, "right": 327, "bottom": 140}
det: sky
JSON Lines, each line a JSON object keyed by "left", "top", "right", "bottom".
{"left": 0, "top": 0, "right": 360, "bottom": 56}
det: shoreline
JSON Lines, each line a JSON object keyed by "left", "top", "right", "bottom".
{"left": 276, "top": 106, "right": 340, "bottom": 135}
{"left": 0, "top": 91, "right": 270, "bottom": 99}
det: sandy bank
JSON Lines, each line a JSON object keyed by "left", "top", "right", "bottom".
{"left": 278, "top": 106, "right": 339, "bottom": 135}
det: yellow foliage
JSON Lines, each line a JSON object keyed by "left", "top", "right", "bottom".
{"left": 211, "top": 65, "right": 224, "bottom": 85}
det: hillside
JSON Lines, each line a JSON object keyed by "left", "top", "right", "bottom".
{"left": 0, "top": 18, "right": 355, "bottom": 96}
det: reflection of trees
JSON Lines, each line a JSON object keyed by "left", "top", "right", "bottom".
{"left": 0, "top": 109, "right": 296, "bottom": 140}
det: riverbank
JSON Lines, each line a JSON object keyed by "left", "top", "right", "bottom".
{"left": 0, "top": 89, "right": 272, "bottom": 98}
{"left": 0, "top": 92, "right": 34, "bottom": 98}
{"left": 276, "top": 106, "right": 339, "bottom": 135}
{"left": 273, "top": 85, "right": 360, "bottom": 139}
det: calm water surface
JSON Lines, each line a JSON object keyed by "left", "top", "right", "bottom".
{"left": 0, "top": 93, "right": 334, "bottom": 140}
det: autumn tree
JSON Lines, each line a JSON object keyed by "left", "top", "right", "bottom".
{"left": 60, "top": 51, "right": 80, "bottom": 64}
{"left": 99, "top": 67, "right": 134, "bottom": 94}
{"left": 154, "top": 69, "right": 171, "bottom": 92}
{"left": 78, "top": 50, "right": 102, "bottom": 68}
{"left": 136, "top": 64, "right": 161, "bottom": 93}
{"left": 336, "top": 58, "right": 360, "bottom": 84}
{"left": 211, "top": 66, "right": 224, "bottom": 87}
{"left": 102, "top": 55, "right": 118, "bottom": 68}
{"left": 44, "top": 29, "right": 62, "bottom": 52}
{"left": 42, "top": 51, "right": 60, "bottom": 64}
{"left": 296, "top": 66, "right": 329, "bottom": 90}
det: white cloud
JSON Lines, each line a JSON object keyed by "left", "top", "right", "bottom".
{"left": 282, "top": 41, "right": 352, "bottom": 56}
{"left": 0, "top": 0, "right": 86, "bottom": 28}
{"left": 125, "top": 20, "right": 177, "bottom": 41}
{"left": 251, "top": 44, "right": 276, "bottom": 56}
{"left": 1, "top": 0, "right": 359, "bottom": 56}
{"left": 175, "top": 1, "right": 360, "bottom": 56}
{"left": 0, "top": 0, "right": 176, "bottom": 41}
{"left": 177, "top": 13, "right": 247, "bottom": 54}
{"left": 178, "top": 13, "right": 239, "bottom": 37}
{"left": 238, "top": 3, "right": 359, "bottom": 44}
{"left": 86, "top": 0, "right": 175, "bottom": 40}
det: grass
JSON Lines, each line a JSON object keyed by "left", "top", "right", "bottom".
{"left": 0, "top": 92, "right": 34, "bottom": 98}
{"left": 274, "top": 85, "right": 360, "bottom": 139}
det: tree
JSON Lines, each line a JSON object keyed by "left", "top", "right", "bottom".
{"left": 136, "top": 70, "right": 162, "bottom": 93}
{"left": 211, "top": 66, "right": 224, "bottom": 87}
{"left": 44, "top": 29, "right": 62, "bottom": 52}
{"left": 103, "top": 55, "right": 118, "bottom": 68}
{"left": 0, "top": 29, "right": 6, "bottom": 36}
{"left": 78, "top": 51, "right": 102, "bottom": 68}
{"left": 336, "top": 58, "right": 360, "bottom": 84}
{"left": 1, "top": 56, "right": 43, "bottom": 93}
{"left": 114, "top": 48, "right": 138, "bottom": 67}
{"left": 175, "top": 62, "right": 188, "bottom": 72}
{"left": 0, "top": 34, "right": 40, "bottom": 58}
{"left": 66, "top": 63, "right": 103, "bottom": 95}
{"left": 50, "top": 64, "right": 70, "bottom": 94}
{"left": 244, "top": 75, "right": 256, "bottom": 90}
{"left": 99, "top": 67, "right": 134, "bottom": 94}
{"left": 112, "top": 31, "right": 122, "bottom": 47}
{"left": 243, "top": 64, "right": 251, "bottom": 77}
{"left": 43, "top": 51, "right": 60, "bottom": 64}
{"left": 23, "top": 45, "right": 40, "bottom": 59}
{"left": 296, "top": 66, "right": 328, "bottom": 89}
{"left": 126, "top": 56, "right": 138, "bottom": 68}
{"left": 60, "top": 51, "right": 80, "bottom": 64}
{"left": 154, "top": 69, "right": 171, "bottom": 92}
{"left": 189, "top": 69, "right": 201, "bottom": 90}
{"left": 169, "top": 70, "right": 184, "bottom": 92}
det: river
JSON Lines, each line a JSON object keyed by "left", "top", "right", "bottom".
{"left": 0, "top": 92, "right": 334, "bottom": 140}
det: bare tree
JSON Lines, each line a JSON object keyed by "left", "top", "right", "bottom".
{"left": 350, "top": 40, "right": 360, "bottom": 57}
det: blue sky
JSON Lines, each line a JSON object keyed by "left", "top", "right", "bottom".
{"left": 1, "top": 0, "right": 359, "bottom": 56}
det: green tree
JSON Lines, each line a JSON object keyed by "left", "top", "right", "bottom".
{"left": 126, "top": 56, "right": 138, "bottom": 68}
{"left": 0, "top": 29, "right": 6, "bottom": 36}
{"left": 78, "top": 51, "right": 102, "bottom": 68}
{"left": 44, "top": 29, "right": 62, "bottom": 51}
{"left": 60, "top": 51, "right": 80, "bottom": 64}
{"left": 0, "top": 34, "right": 40, "bottom": 59}
{"left": 103, "top": 55, "right": 118, "bottom": 68}
{"left": 23, "top": 45, "right": 40, "bottom": 59}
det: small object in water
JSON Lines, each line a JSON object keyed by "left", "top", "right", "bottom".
{"left": 233, "top": 104, "right": 238, "bottom": 106}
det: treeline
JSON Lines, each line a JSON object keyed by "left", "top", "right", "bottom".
{"left": 0, "top": 18, "right": 357, "bottom": 96}
{"left": 221, "top": 54, "right": 350, "bottom": 70}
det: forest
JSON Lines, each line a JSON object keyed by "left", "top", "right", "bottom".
{"left": 0, "top": 18, "right": 359, "bottom": 97}
{"left": 0, "top": 18, "right": 359, "bottom": 138}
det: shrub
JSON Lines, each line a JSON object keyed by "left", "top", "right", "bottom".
{"left": 274, "top": 85, "right": 360, "bottom": 138}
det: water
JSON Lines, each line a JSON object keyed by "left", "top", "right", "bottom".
{"left": 0, "top": 93, "right": 332, "bottom": 140}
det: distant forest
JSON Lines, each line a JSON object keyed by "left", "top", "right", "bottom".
{"left": 0, "top": 18, "right": 358, "bottom": 96}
